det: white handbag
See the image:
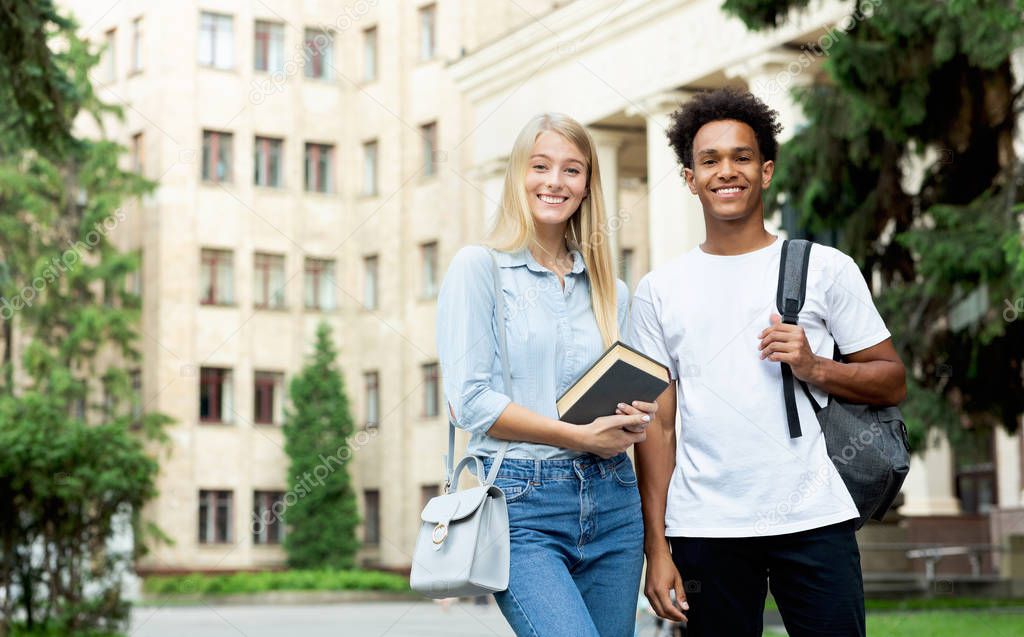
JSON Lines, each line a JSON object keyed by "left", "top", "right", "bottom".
{"left": 410, "top": 249, "right": 511, "bottom": 598}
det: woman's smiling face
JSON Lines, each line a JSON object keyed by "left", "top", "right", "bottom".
{"left": 524, "top": 130, "right": 589, "bottom": 229}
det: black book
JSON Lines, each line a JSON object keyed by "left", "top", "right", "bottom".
{"left": 556, "top": 341, "right": 671, "bottom": 425}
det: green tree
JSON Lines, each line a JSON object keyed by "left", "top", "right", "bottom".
{"left": 722, "top": 0, "right": 1024, "bottom": 449}
{"left": 282, "top": 323, "right": 360, "bottom": 569}
{"left": 0, "top": 2, "right": 170, "bottom": 634}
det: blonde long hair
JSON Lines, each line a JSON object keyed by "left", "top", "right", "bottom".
{"left": 486, "top": 113, "right": 618, "bottom": 347}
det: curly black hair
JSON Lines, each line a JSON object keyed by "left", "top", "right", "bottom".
{"left": 665, "top": 88, "right": 782, "bottom": 169}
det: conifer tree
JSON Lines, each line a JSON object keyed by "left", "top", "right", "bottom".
{"left": 282, "top": 322, "right": 360, "bottom": 569}
{"left": 0, "top": 2, "right": 170, "bottom": 633}
{"left": 724, "top": 0, "right": 1024, "bottom": 449}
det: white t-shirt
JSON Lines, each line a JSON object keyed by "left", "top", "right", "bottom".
{"left": 627, "top": 238, "right": 891, "bottom": 537}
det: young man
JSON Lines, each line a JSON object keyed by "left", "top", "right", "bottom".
{"left": 626, "top": 88, "right": 906, "bottom": 637}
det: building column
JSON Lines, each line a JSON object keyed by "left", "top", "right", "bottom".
{"left": 629, "top": 90, "right": 704, "bottom": 268}
{"left": 899, "top": 430, "right": 962, "bottom": 516}
{"left": 996, "top": 425, "right": 1024, "bottom": 507}
{"left": 476, "top": 157, "right": 507, "bottom": 236}
{"left": 589, "top": 128, "right": 630, "bottom": 259}
{"left": 726, "top": 50, "right": 814, "bottom": 236}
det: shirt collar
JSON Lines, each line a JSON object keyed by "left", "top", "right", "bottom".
{"left": 495, "top": 248, "right": 586, "bottom": 275}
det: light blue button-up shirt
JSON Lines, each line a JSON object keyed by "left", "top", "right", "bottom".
{"left": 437, "top": 245, "right": 630, "bottom": 459}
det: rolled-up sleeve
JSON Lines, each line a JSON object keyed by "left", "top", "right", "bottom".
{"left": 436, "top": 246, "right": 512, "bottom": 435}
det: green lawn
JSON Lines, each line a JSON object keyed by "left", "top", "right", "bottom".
{"left": 764, "top": 610, "right": 1024, "bottom": 636}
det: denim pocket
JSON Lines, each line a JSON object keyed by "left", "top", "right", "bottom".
{"left": 611, "top": 460, "right": 638, "bottom": 487}
{"left": 493, "top": 476, "right": 533, "bottom": 504}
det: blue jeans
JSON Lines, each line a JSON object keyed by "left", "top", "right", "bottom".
{"left": 483, "top": 453, "right": 644, "bottom": 637}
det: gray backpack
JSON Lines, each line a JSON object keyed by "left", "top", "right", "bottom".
{"left": 777, "top": 239, "right": 911, "bottom": 529}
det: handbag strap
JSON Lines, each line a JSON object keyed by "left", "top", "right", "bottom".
{"left": 444, "top": 248, "right": 511, "bottom": 492}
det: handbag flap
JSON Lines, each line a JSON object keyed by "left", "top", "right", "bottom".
{"left": 420, "top": 485, "right": 499, "bottom": 524}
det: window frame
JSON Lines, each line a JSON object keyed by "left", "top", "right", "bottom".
{"left": 304, "top": 143, "right": 334, "bottom": 193}
{"left": 363, "top": 489, "right": 380, "bottom": 545}
{"left": 362, "top": 140, "right": 378, "bottom": 196}
{"left": 362, "top": 26, "right": 378, "bottom": 82}
{"left": 364, "top": 370, "right": 380, "bottom": 429}
{"left": 422, "top": 362, "right": 440, "bottom": 418}
{"left": 363, "top": 254, "right": 379, "bottom": 310}
{"left": 201, "top": 130, "right": 234, "bottom": 183}
{"left": 418, "top": 4, "right": 436, "bottom": 62}
{"left": 198, "top": 489, "right": 233, "bottom": 544}
{"left": 420, "top": 241, "right": 438, "bottom": 298}
{"left": 303, "top": 27, "right": 333, "bottom": 79}
{"left": 253, "top": 371, "right": 283, "bottom": 425}
{"left": 199, "top": 367, "right": 233, "bottom": 424}
{"left": 254, "top": 20, "right": 284, "bottom": 73}
{"left": 254, "top": 136, "right": 283, "bottom": 188}
{"left": 131, "top": 17, "right": 143, "bottom": 73}
{"left": 198, "top": 12, "right": 234, "bottom": 70}
{"left": 303, "top": 257, "right": 336, "bottom": 311}
{"left": 252, "top": 490, "right": 286, "bottom": 544}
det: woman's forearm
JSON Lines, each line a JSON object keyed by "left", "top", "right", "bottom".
{"left": 486, "top": 402, "right": 585, "bottom": 451}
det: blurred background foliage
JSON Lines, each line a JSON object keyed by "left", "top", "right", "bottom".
{"left": 724, "top": 0, "right": 1024, "bottom": 452}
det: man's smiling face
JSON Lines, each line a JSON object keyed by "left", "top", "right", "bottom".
{"left": 684, "top": 119, "right": 774, "bottom": 223}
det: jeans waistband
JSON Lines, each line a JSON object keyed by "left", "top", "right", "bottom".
{"left": 482, "top": 452, "right": 629, "bottom": 481}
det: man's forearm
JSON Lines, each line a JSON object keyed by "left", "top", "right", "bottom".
{"left": 809, "top": 356, "right": 906, "bottom": 405}
{"left": 636, "top": 384, "right": 676, "bottom": 557}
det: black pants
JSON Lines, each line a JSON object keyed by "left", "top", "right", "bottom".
{"left": 669, "top": 520, "right": 865, "bottom": 637}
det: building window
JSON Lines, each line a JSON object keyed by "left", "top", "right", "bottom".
{"left": 253, "top": 371, "right": 284, "bottom": 425}
{"left": 201, "top": 130, "right": 233, "bottom": 183}
{"left": 362, "top": 140, "right": 378, "bottom": 196}
{"left": 619, "top": 248, "right": 635, "bottom": 290}
{"left": 131, "top": 132, "right": 144, "bottom": 174}
{"left": 253, "top": 20, "right": 284, "bottom": 73}
{"left": 421, "top": 484, "right": 440, "bottom": 508}
{"left": 363, "top": 490, "right": 380, "bottom": 545}
{"left": 418, "top": 4, "right": 436, "bottom": 61}
{"left": 131, "top": 18, "right": 143, "bottom": 72}
{"left": 364, "top": 371, "right": 379, "bottom": 428}
{"left": 253, "top": 252, "right": 285, "bottom": 309}
{"left": 252, "top": 490, "right": 286, "bottom": 544}
{"left": 304, "top": 258, "right": 336, "bottom": 310}
{"left": 199, "top": 367, "right": 233, "bottom": 423}
{"left": 198, "top": 12, "right": 234, "bottom": 69}
{"left": 363, "top": 255, "right": 379, "bottom": 310}
{"left": 955, "top": 427, "right": 996, "bottom": 515}
{"left": 103, "top": 28, "right": 116, "bottom": 82}
{"left": 130, "top": 369, "right": 143, "bottom": 425}
{"left": 304, "top": 143, "right": 334, "bottom": 193}
{"left": 198, "top": 490, "right": 233, "bottom": 544}
{"left": 421, "top": 241, "right": 438, "bottom": 298}
{"left": 422, "top": 362, "right": 439, "bottom": 417}
{"left": 421, "top": 122, "right": 438, "bottom": 176}
{"left": 200, "top": 248, "right": 233, "bottom": 305}
{"left": 303, "top": 28, "right": 332, "bottom": 79}
{"left": 362, "top": 26, "right": 377, "bottom": 81}
{"left": 254, "top": 136, "right": 283, "bottom": 187}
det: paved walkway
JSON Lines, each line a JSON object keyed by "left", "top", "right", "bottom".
{"left": 130, "top": 601, "right": 515, "bottom": 637}
{"left": 130, "top": 601, "right": 785, "bottom": 636}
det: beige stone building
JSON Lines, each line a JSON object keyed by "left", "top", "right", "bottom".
{"left": 60, "top": 0, "right": 1024, "bottom": 576}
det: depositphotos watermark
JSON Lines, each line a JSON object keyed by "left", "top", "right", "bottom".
{"left": 248, "top": 0, "right": 380, "bottom": 105}
{"left": 752, "top": 0, "right": 883, "bottom": 98}
{"left": 249, "top": 427, "right": 379, "bottom": 534}
{"left": 1, "top": 208, "right": 127, "bottom": 320}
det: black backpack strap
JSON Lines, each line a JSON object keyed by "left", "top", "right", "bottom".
{"left": 776, "top": 239, "right": 813, "bottom": 438}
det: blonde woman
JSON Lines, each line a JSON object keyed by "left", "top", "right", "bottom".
{"left": 437, "top": 113, "right": 657, "bottom": 636}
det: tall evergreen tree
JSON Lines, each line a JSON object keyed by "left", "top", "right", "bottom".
{"left": 282, "top": 322, "right": 360, "bottom": 569}
{"left": 0, "top": 1, "right": 170, "bottom": 633}
{"left": 723, "top": 0, "right": 1024, "bottom": 450}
